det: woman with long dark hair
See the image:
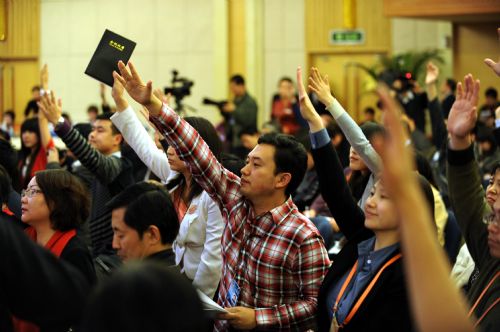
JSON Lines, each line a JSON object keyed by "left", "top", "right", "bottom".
{"left": 110, "top": 82, "right": 224, "bottom": 298}
{"left": 18, "top": 114, "right": 53, "bottom": 189}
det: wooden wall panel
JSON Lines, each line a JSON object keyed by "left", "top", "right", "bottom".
{"left": 306, "top": 0, "right": 391, "bottom": 53}
{"left": 0, "top": 0, "right": 39, "bottom": 58}
{"left": 228, "top": 0, "right": 246, "bottom": 77}
{"left": 384, "top": 0, "right": 500, "bottom": 18}
{"left": 306, "top": 0, "right": 391, "bottom": 121}
{"left": 453, "top": 23, "right": 500, "bottom": 107}
{"left": 0, "top": 0, "right": 39, "bottom": 123}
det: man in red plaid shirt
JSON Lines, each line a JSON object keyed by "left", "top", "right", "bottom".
{"left": 115, "top": 61, "right": 330, "bottom": 331}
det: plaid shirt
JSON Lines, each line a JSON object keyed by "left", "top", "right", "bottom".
{"left": 151, "top": 105, "right": 330, "bottom": 331}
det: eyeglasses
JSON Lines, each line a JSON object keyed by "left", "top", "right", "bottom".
{"left": 21, "top": 188, "right": 43, "bottom": 198}
{"left": 484, "top": 214, "right": 499, "bottom": 227}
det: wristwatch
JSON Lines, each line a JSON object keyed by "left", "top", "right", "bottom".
{"left": 55, "top": 116, "right": 65, "bottom": 129}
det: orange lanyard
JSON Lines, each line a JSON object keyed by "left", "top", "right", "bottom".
{"left": 468, "top": 271, "right": 499, "bottom": 328}
{"left": 333, "top": 253, "right": 402, "bottom": 327}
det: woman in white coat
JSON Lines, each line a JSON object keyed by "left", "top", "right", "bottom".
{"left": 110, "top": 82, "right": 223, "bottom": 298}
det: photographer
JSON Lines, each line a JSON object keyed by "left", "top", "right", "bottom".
{"left": 222, "top": 75, "right": 258, "bottom": 158}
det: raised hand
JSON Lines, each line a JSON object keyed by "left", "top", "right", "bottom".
{"left": 375, "top": 85, "right": 412, "bottom": 194}
{"left": 111, "top": 72, "right": 128, "bottom": 112}
{"left": 115, "top": 61, "right": 162, "bottom": 115}
{"left": 308, "top": 67, "right": 335, "bottom": 107}
{"left": 37, "top": 91, "right": 62, "bottom": 125}
{"left": 153, "top": 89, "right": 172, "bottom": 105}
{"left": 40, "top": 64, "right": 49, "bottom": 90}
{"left": 447, "top": 74, "right": 480, "bottom": 143}
{"left": 484, "top": 28, "right": 500, "bottom": 77}
{"left": 296, "top": 66, "right": 323, "bottom": 132}
{"left": 485, "top": 58, "right": 500, "bottom": 77}
{"left": 425, "top": 62, "right": 439, "bottom": 85}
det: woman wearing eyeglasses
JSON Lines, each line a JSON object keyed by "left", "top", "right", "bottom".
{"left": 446, "top": 74, "right": 500, "bottom": 330}
{"left": 15, "top": 169, "right": 96, "bottom": 332}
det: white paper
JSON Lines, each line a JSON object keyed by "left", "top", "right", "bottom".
{"left": 197, "top": 289, "right": 228, "bottom": 315}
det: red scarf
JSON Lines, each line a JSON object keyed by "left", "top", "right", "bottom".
{"left": 12, "top": 227, "right": 76, "bottom": 332}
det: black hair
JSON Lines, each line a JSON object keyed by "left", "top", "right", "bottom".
{"left": 107, "top": 182, "right": 179, "bottom": 244}
{"left": 489, "top": 162, "right": 500, "bottom": 176}
{"left": 364, "top": 107, "right": 375, "bottom": 116}
{"left": 0, "top": 164, "right": 11, "bottom": 205}
{"left": 19, "top": 118, "right": 42, "bottom": 188}
{"left": 36, "top": 169, "right": 90, "bottom": 231}
{"left": 230, "top": 74, "right": 245, "bottom": 86}
{"left": 73, "top": 123, "right": 92, "bottom": 141}
{"left": 238, "top": 125, "right": 259, "bottom": 138}
{"left": 279, "top": 77, "right": 293, "bottom": 85}
{"left": 414, "top": 151, "right": 438, "bottom": 189}
{"left": 87, "top": 105, "right": 99, "bottom": 114}
{"left": 95, "top": 112, "right": 120, "bottom": 136}
{"left": 31, "top": 86, "right": 40, "bottom": 92}
{"left": 257, "top": 133, "right": 307, "bottom": 196}
{"left": 82, "top": 262, "right": 206, "bottom": 332}
{"left": 166, "top": 117, "right": 222, "bottom": 204}
{"left": 446, "top": 78, "right": 457, "bottom": 93}
{"left": 485, "top": 87, "right": 498, "bottom": 99}
{"left": 349, "top": 122, "right": 385, "bottom": 200}
{"left": 416, "top": 174, "right": 436, "bottom": 224}
{"left": 4, "top": 110, "right": 15, "bottom": 121}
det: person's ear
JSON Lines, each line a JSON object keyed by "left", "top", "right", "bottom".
{"left": 113, "top": 133, "right": 123, "bottom": 146}
{"left": 275, "top": 172, "right": 291, "bottom": 191}
{"left": 145, "top": 225, "right": 162, "bottom": 245}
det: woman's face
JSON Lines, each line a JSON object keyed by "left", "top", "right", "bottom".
{"left": 364, "top": 180, "right": 399, "bottom": 232}
{"left": 349, "top": 147, "right": 368, "bottom": 171}
{"left": 486, "top": 170, "right": 500, "bottom": 207}
{"left": 166, "top": 146, "right": 187, "bottom": 173}
{"left": 22, "top": 130, "right": 39, "bottom": 149}
{"left": 21, "top": 177, "right": 50, "bottom": 226}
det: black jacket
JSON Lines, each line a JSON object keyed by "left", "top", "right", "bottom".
{"left": 312, "top": 142, "right": 413, "bottom": 332}
{"left": 0, "top": 214, "right": 91, "bottom": 332}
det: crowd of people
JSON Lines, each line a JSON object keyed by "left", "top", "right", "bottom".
{"left": 0, "top": 28, "right": 499, "bottom": 332}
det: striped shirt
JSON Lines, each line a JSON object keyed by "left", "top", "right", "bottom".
{"left": 151, "top": 105, "right": 330, "bottom": 331}
{"left": 54, "top": 120, "right": 134, "bottom": 257}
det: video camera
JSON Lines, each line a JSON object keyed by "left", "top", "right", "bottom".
{"left": 203, "top": 98, "right": 231, "bottom": 121}
{"left": 164, "top": 70, "right": 194, "bottom": 111}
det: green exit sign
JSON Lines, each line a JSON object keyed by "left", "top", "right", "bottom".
{"left": 330, "top": 29, "right": 365, "bottom": 45}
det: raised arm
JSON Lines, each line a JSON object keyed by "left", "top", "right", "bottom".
{"left": 110, "top": 76, "right": 171, "bottom": 182}
{"left": 446, "top": 74, "right": 491, "bottom": 269}
{"left": 425, "top": 62, "right": 448, "bottom": 149}
{"left": 308, "top": 67, "right": 381, "bottom": 173}
{"left": 38, "top": 65, "right": 53, "bottom": 152}
{"left": 378, "top": 85, "right": 474, "bottom": 332}
{"left": 297, "top": 67, "right": 367, "bottom": 240}
{"left": 484, "top": 28, "right": 500, "bottom": 77}
{"left": 114, "top": 61, "right": 242, "bottom": 209}
{"left": 38, "top": 92, "right": 124, "bottom": 185}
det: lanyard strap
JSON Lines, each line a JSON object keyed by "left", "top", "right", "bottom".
{"left": 468, "top": 271, "right": 499, "bottom": 324}
{"left": 333, "top": 253, "right": 403, "bottom": 327}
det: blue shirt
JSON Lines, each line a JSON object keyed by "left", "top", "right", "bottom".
{"left": 326, "top": 237, "right": 400, "bottom": 324}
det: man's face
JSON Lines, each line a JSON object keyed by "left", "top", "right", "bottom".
{"left": 230, "top": 82, "right": 245, "bottom": 97}
{"left": 111, "top": 207, "right": 148, "bottom": 262}
{"left": 88, "top": 119, "right": 120, "bottom": 155}
{"left": 239, "top": 144, "right": 286, "bottom": 200}
{"left": 486, "top": 96, "right": 497, "bottom": 107}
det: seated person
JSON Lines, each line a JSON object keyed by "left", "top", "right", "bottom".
{"left": 81, "top": 262, "right": 206, "bottom": 332}
{"left": 107, "top": 181, "right": 179, "bottom": 266}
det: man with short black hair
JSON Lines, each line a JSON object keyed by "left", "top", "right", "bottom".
{"left": 115, "top": 61, "right": 329, "bottom": 331}
{"left": 107, "top": 181, "right": 179, "bottom": 265}
{"left": 222, "top": 74, "right": 258, "bottom": 158}
{"left": 38, "top": 95, "right": 134, "bottom": 259}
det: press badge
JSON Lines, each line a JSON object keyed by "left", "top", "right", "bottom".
{"left": 226, "top": 279, "right": 240, "bottom": 307}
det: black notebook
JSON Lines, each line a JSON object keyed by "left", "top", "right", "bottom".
{"left": 85, "top": 29, "right": 136, "bottom": 86}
